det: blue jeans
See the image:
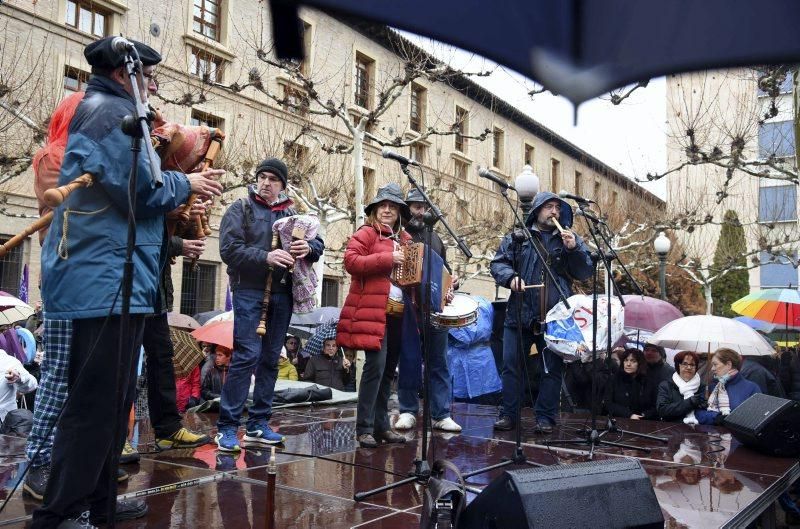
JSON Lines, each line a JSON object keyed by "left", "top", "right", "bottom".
{"left": 218, "top": 289, "right": 291, "bottom": 430}
{"left": 398, "top": 325, "right": 452, "bottom": 420}
{"left": 500, "top": 326, "right": 563, "bottom": 424}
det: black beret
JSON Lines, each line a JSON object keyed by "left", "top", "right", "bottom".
{"left": 84, "top": 37, "right": 162, "bottom": 69}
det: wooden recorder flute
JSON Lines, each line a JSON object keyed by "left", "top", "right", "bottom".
{"left": 256, "top": 232, "right": 281, "bottom": 336}
{"left": 0, "top": 173, "right": 94, "bottom": 259}
{"left": 552, "top": 217, "right": 568, "bottom": 235}
{"left": 185, "top": 131, "right": 225, "bottom": 270}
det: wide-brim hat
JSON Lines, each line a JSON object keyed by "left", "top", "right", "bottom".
{"left": 364, "top": 183, "right": 410, "bottom": 221}
{"left": 405, "top": 187, "right": 426, "bottom": 204}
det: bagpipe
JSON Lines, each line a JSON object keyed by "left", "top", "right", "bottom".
{"left": 0, "top": 110, "right": 224, "bottom": 260}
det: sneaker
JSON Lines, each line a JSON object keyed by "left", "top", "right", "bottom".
{"left": 242, "top": 422, "right": 285, "bottom": 447}
{"left": 533, "top": 421, "right": 554, "bottom": 434}
{"left": 90, "top": 499, "right": 148, "bottom": 524}
{"left": 394, "top": 413, "right": 417, "bottom": 430}
{"left": 493, "top": 416, "right": 516, "bottom": 431}
{"left": 120, "top": 440, "right": 140, "bottom": 464}
{"left": 117, "top": 468, "right": 129, "bottom": 483}
{"left": 215, "top": 427, "right": 241, "bottom": 452}
{"left": 357, "top": 433, "right": 378, "bottom": 448}
{"left": 57, "top": 511, "right": 96, "bottom": 529}
{"left": 432, "top": 417, "right": 462, "bottom": 433}
{"left": 156, "top": 427, "right": 213, "bottom": 451}
{"left": 23, "top": 464, "right": 50, "bottom": 501}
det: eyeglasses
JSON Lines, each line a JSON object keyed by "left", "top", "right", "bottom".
{"left": 679, "top": 362, "right": 697, "bottom": 368}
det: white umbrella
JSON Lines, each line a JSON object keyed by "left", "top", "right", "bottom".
{"left": 207, "top": 310, "right": 234, "bottom": 324}
{"left": 649, "top": 315, "right": 775, "bottom": 356}
{"left": 0, "top": 291, "right": 33, "bottom": 326}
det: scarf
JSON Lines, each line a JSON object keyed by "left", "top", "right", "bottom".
{"left": 672, "top": 372, "right": 700, "bottom": 425}
{"left": 708, "top": 369, "right": 738, "bottom": 416}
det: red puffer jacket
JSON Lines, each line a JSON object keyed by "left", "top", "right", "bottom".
{"left": 337, "top": 224, "right": 411, "bottom": 351}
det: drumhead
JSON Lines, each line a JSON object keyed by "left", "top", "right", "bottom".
{"left": 439, "top": 293, "right": 479, "bottom": 316}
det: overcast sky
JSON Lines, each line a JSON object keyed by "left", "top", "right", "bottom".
{"left": 402, "top": 33, "right": 668, "bottom": 199}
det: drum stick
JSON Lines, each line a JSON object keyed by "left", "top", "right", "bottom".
{"left": 522, "top": 284, "right": 544, "bottom": 290}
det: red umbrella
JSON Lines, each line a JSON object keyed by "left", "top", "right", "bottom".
{"left": 622, "top": 295, "right": 683, "bottom": 333}
{"left": 190, "top": 320, "right": 233, "bottom": 350}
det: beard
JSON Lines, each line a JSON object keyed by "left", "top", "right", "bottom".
{"left": 406, "top": 217, "right": 424, "bottom": 233}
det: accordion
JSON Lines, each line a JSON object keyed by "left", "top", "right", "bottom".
{"left": 391, "top": 242, "right": 451, "bottom": 312}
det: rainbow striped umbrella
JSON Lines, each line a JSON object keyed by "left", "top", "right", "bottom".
{"left": 731, "top": 289, "right": 800, "bottom": 327}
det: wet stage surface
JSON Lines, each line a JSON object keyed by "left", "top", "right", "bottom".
{"left": 0, "top": 403, "right": 796, "bottom": 527}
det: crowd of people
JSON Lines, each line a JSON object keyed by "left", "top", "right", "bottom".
{"left": 4, "top": 34, "right": 800, "bottom": 528}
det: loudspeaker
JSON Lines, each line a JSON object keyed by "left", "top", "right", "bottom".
{"left": 460, "top": 459, "right": 663, "bottom": 529}
{"left": 723, "top": 393, "right": 800, "bottom": 457}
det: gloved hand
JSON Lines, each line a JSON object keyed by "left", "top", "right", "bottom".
{"left": 690, "top": 395, "right": 707, "bottom": 409}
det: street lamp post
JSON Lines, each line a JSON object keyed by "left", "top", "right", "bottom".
{"left": 654, "top": 231, "right": 671, "bottom": 300}
{"left": 515, "top": 164, "right": 540, "bottom": 219}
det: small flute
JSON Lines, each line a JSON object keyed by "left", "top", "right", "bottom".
{"left": 552, "top": 217, "right": 568, "bottom": 235}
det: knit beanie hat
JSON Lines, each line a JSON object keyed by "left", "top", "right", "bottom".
{"left": 255, "top": 158, "right": 288, "bottom": 188}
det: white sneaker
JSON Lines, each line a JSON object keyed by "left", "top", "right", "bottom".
{"left": 432, "top": 417, "right": 462, "bottom": 432}
{"left": 394, "top": 413, "right": 417, "bottom": 430}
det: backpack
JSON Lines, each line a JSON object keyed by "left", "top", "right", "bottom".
{"left": 420, "top": 459, "right": 466, "bottom": 529}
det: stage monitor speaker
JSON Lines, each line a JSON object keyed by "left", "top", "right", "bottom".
{"left": 723, "top": 393, "right": 800, "bottom": 457}
{"left": 460, "top": 459, "right": 663, "bottom": 529}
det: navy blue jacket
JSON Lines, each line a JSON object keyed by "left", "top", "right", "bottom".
{"left": 219, "top": 186, "right": 324, "bottom": 291}
{"left": 42, "top": 76, "right": 190, "bottom": 319}
{"left": 490, "top": 192, "right": 593, "bottom": 328}
{"left": 696, "top": 373, "right": 760, "bottom": 425}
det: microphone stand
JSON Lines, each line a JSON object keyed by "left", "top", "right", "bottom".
{"left": 546, "top": 203, "right": 666, "bottom": 459}
{"left": 354, "top": 163, "right": 470, "bottom": 501}
{"left": 462, "top": 187, "right": 571, "bottom": 480}
{"left": 105, "top": 48, "right": 161, "bottom": 528}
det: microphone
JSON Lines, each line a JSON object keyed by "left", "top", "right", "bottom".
{"left": 111, "top": 36, "right": 135, "bottom": 53}
{"left": 558, "top": 190, "right": 595, "bottom": 204}
{"left": 477, "top": 167, "right": 515, "bottom": 191}
{"left": 381, "top": 148, "right": 419, "bottom": 167}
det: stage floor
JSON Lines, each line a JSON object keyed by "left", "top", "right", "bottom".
{"left": 0, "top": 402, "right": 797, "bottom": 528}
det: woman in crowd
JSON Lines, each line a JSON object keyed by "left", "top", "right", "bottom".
{"left": 696, "top": 347, "right": 760, "bottom": 425}
{"left": 657, "top": 350, "right": 706, "bottom": 423}
{"left": 604, "top": 348, "right": 657, "bottom": 420}
{"left": 336, "top": 183, "right": 410, "bottom": 448}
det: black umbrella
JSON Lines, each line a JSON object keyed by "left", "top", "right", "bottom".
{"left": 273, "top": 0, "right": 800, "bottom": 106}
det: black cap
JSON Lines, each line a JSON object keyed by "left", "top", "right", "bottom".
{"left": 84, "top": 37, "right": 162, "bottom": 70}
{"left": 255, "top": 158, "right": 288, "bottom": 188}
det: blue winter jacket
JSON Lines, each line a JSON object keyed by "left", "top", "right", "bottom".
{"left": 696, "top": 372, "right": 760, "bottom": 425}
{"left": 41, "top": 76, "right": 190, "bottom": 319}
{"left": 219, "top": 186, "right": 324, "bottom": 291}
{"left": 490, "top": 191, "right": 593, "bottom": 329}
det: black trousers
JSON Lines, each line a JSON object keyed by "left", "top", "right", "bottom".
{"left": 31, "top": 315, "right": 145, "bottom": 527}
{"left": 142, "top": 313, "right": 182, "bottom": 438}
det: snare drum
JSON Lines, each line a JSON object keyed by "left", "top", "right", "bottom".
{"left": 431, "top": 293, "right": 479, "bottom": 329}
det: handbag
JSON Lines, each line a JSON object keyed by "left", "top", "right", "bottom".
{"left": 420, "top": 459, "right": 466, "bottom": 529}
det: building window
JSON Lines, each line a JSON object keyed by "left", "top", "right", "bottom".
{"left": 363, "top": 167, "right": 375, "bottom": 201}
{"left": 0, "top": 237, "right": 24, "bottom": 298}
{"left": 321, "top": 277, "right": 339, "bottom": 307}
{"left": 283, "top": 85, "right": 309, "bottom": 117}
{"left": 550, "top": 158, "right": 560, "bottom": 192}
{"left": 758, "top": 184, "right": 797, "bottom": 222}
{"left": 63, "top": 66, "right": 89, "bottom": 96}
{"left": 354, "top": 52, "right": 374, "bottom": 109}
{"left": 190, "top": 109, "right": 224, "bottom": 130}
{"left": 409, "top": 83, "right": 426, "bottom": 132}
{"left": 454, "top": 106, "right": 468, "bottom": 154}
{"left": 284, "top": 143, "right": 309, "bottom": 182}
{"left": 594, "top": 180, "right": 602, "bottom": 202}
{"left": 287, "top": 20, "right": 313, "bottom": 76}
{"left": 493, "top": 127, "right": 504, "bottom": 169}
{"left": 757, "top": 70, "right": 794, "bottom": 97}
{"left": 410, "top": 142, "right": 427, "bottom": 165}
{"left": 760, "top": 251, "right": 798, "bottom": 288}
{"left": 759, "top": 121, "right": 795, "bottom": 159}
{"left": 524, "top": 143, "right": 534, "bottom": 166}
{"left": 611, "top": 191, "right": 618, "bottom": 208}
{"left": 575, "top": 171, "right": 583, "bottom": 196}
{"left": 193, "top": 0, "right": 221, "bottom": 41}
{"left": 65, "top": 0, "right": 109, "bottom": 37}
{"left": 454, "top": 160, "right": 468, "bottom": 181}
{"left": 190, "top": 48, "right": 224, "bottom": 83}
{"left": 180, "top": 261, "right": 217, "bottom": 315}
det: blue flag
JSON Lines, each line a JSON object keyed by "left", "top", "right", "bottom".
{"left": 18, "top": 264, "right": 29, "bottom": 303}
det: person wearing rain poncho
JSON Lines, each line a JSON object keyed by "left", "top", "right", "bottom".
{"left": 490, "top": 192, "right": 593, "bottom": 434}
